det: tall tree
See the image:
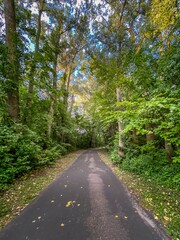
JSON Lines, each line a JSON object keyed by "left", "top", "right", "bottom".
{"left": 4, "top": 0, "right": 20, "bottom": 121}
{"left": 25, "top": 0, "right": 44, "bottom": 124}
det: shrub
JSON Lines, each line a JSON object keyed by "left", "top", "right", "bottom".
{"left": 120, "top": 143, "right": 180, "bottom": 189}
{"left": 0, "top": 123, "right": 74, "bottom": 190}
{"left": 0, "top": 124, "right": 41, "bottom": 190}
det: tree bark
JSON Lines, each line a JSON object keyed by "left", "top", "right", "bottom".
{"left": 66, "top": 66, "right": 72, "bottom": 94}
{"left": 68, "top": 93, "right": 75, "bottom": 115}
{"left": 25, "top": 0, "right": 44, "bottom": 124}
{"left": 116, "top": 87, "right": 124, "bottom": 157}
{"left": 146, "top": 124, "right": 155, "bottom": 142}
{"left": 165, "top": 140, "right": 173, "bottom": 163}
{"left": 132, "top": 129, "right": 139, "bottom": 145}
{"left": 4, "top": 0, "right": 20, "bottom": 122}
{"left": 47, "top": 55, "right": 58, "bottom": 139}
{"left": 62, "top": 65, "right": 73, "bottom": 108}
{"left": 65, "top": 65, "right": 72, "bottom": 105}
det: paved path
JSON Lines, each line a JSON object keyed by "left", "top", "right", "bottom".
{"left": 0, "top": 150, "right": 170, "bottom": 240}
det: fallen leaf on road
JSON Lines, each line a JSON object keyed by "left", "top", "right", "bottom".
{"left": 60, "top": 223, "right": 65, "bottom": 227}
{"left": 77, "top": 204, "right": 80, "bottom": 207}
{"left": 115, "top": 215, "right": 119, "bottom": 218}
{"left": 124, "top": 216, "right": 128, "bottom": 219}
{"left": 66, "top": 200, "right": 75, "bottom": 207}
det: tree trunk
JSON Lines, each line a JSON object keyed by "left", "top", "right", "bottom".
{"left": 25, "top": 0, "right": 44, "bottom": 124}
{"left": 63, "top": 65, "right": 72, "bottom": 107}
{"left": 132, "top": 129, "right": 139, "bottom": 145}
{"left": 146, "top": 124, "right": 155, "bottom": 142}
{"left": 4, "top": 0, "right": 20, "bottom": 122}
{"left": 165, "top": 140, "right": 173, "bottom": 163}
{"left": 116, "top": 87, "right": 124, "bottom": 157}
{"left": 69, "top": 93, "right": 75, "bottom": 115}
{"left": 66, "top": 66, "right": 72, "bottom": 92}
{"left": 47, "top": 101, "right": 55, "bottom": 139}
{"left": 47, "top": 55, "right": 58, "bottom": 139}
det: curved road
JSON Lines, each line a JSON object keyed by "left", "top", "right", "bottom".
{"left": 0, "top": 150, "right": 170, "bottom": 240}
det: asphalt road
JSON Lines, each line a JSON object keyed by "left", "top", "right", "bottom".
{"left": 0, "top": 150, "right": 170, "bottom": 240}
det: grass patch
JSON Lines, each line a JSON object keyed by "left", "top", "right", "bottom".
{"left": 98, "top": 150, "right": 180, "bottom": 240}
{"left": 0, "top": 150, "right": 83, "bottom": 229}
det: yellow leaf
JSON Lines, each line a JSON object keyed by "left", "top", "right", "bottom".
{"left": 115, "top": 215, "right": 119, "bottom": 218}
{"left": 66, "top": 200, "right": 75, "bottom": 207}
{"left": 60, "top": 223, "right": 65, "bottom": 227}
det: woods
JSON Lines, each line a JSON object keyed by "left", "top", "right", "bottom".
{"left": 0, "top": 0, "right": 179, "bottom": 199}
{"left": 0, "top": 0, "right": 180, "bottom": 238}
{"left": 0, "top": 0, "right": 94, "bottom": 190}
{"left": 88, "top": 0, "right": 180, "bottom": 185}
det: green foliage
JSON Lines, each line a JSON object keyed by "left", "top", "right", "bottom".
{"left": 105, "top": 96, "right": 180, "bottom": 163}
{"left": 122, "top": 150, "right": 165, "bottom": 175}
{"left": 109, "top": 127, "right": 180, "bottom": 189}
{"left": 120, "top": 144, "right": 180, "bottom": 189}
{"left": 109, "top": 134, "right": 121, "bottom": 164}
{"left": 0, "top": 124, "right": 69, "bottom": 191}
{"left": 38, "top": 147, "right": 60, "bottom": 166}
{"left": 0, "top": 124, "right": 38, "bottom": 190}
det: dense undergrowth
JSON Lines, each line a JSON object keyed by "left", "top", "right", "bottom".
{"left": 0, "top": 124, "right": 74, "bottom": 191}
{"left": 109, "top": 137, "right": 180, "bottom": 190}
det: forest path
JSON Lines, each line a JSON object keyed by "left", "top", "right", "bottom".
{"left": 0, "top": 150, "right": 169, "bottom": 240}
